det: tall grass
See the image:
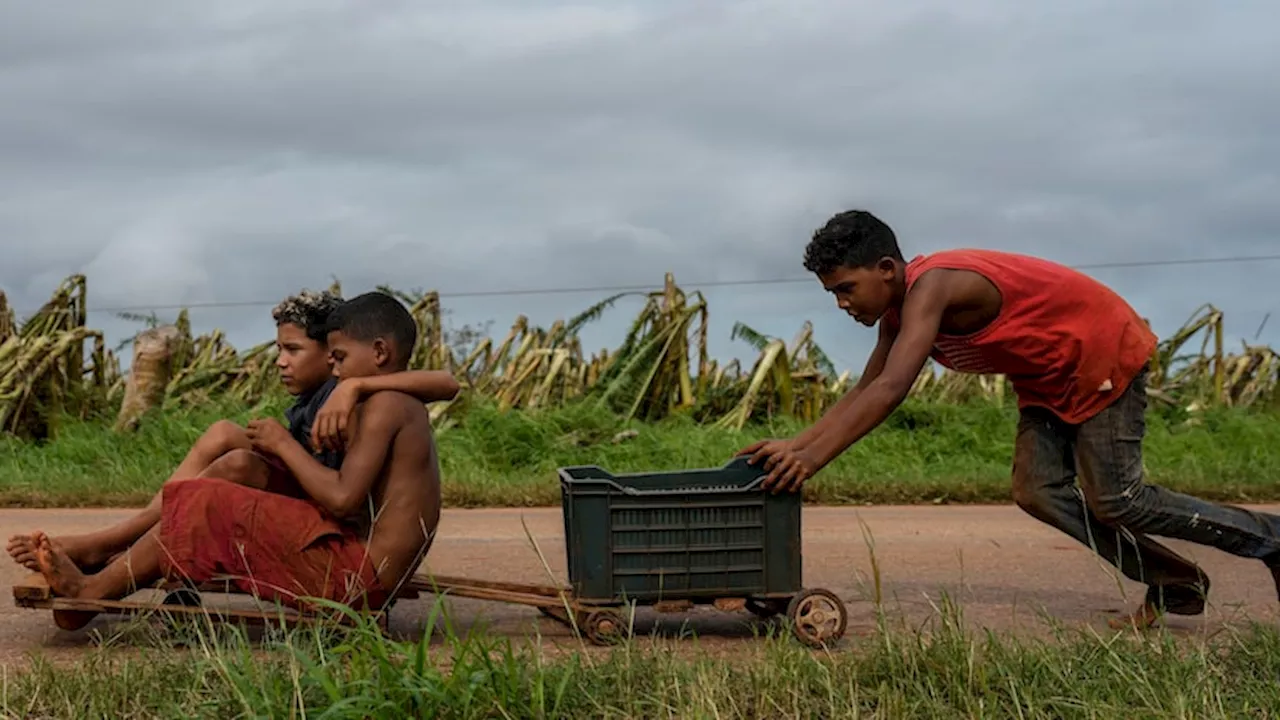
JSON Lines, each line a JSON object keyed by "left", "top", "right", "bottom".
{"left": 6, "top": 596, "right": 1280, "bottom": 718}
{"left": 3, "top": 397, "right": 1279, "bottom": 508}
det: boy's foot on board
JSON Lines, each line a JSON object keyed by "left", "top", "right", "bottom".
{"left": 7, "top": 532, "right": 112, "bottom": 574}
{"left": 32, "top": 532, "right": 99, "bottom": 631}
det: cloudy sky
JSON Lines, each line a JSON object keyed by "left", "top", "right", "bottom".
{"left": 2, "top": 0, "right": 1277, "bottom": 374}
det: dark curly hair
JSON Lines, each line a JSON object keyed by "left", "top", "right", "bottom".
{"left": 326, "top": 291, "right": 419, "bottom": 370}
{"left": 802, "top": 210, "right": 903, "bottom": 275}
{"left": 272, "top": 289, "right": 344, "bottom": 342}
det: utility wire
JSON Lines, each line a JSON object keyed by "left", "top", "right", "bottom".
{"left": 14, "top": 252, "right": 1280, "bottom": 317}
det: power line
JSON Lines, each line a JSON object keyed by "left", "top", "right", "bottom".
{"left": 14, "top": 252, "right": 1280, "bottom": 317}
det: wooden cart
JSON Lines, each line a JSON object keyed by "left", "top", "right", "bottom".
{"left": 12, "top": 571, "right": 845, "bottom": 647}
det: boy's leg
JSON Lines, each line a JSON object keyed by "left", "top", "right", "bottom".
{"left": 31, "top": 526, "right": 167, "bottom": 631}
{"left": 1074, "top": 367, "right": 1280, "bottom": 601}
{"left": 7, "top": 448, "right": 272, "bottom": 572}
{"left": 162, "top": 420, "right": 255, "bottom": 486}
{"left": 1011, "top": 404, "right": 1210, "bottom": 624}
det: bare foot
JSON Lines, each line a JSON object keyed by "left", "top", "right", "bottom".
{"left": 8, "top": 533, "right": 109, "bottom": 573}
{"left": 33, "top": 532, "right": 97, "bottom": 631}
{"left": 1108, "top": 601, "right": 1162, "bottom": 631}
{"left": 6, "top": 534, "right": 41, "bottom": 572}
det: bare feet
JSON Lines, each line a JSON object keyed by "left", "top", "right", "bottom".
{"left": 1108, "top": 601, "right": 1162, "bottom": 631}
{"left": 32, "top": 532, "right": 98, "bottom": 631}
{"left": 6, "top": 534, "right": 41, "bottom": 572}
{"left": 7, "top": 533, "right": 110, "bottom": 573}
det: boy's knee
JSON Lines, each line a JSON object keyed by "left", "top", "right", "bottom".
{"left": 199, "top": 420, "right": 251, "bottom": 455}
{"left": 1011, "top": 475, "right": 1050, "bottom": 518}
{"left": 201, "top": 449, "right": 268, "bottom": 489}
{"left": 1088, "top": 492, "right": 1142, "bottom": 528}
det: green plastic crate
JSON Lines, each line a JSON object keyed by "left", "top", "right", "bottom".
{"left": 557, "top": 456, "right": 803, "bottom": 605}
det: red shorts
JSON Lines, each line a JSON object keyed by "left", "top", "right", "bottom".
{"left": 158, "top": 477, "right": 388, "bottom": 611}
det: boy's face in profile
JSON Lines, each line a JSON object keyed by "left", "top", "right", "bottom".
{"left": 274, "top": 323, "right": 333, "bottom": 395}
{"left": 326, "top": 329, "right": 390, "bottom": 381}
{"left": 817, "top": 258, "right": 898, "bottom": 327}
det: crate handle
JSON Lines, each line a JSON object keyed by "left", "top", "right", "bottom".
{"left": 564, "top": 476, "right": 767, "bottom": 496}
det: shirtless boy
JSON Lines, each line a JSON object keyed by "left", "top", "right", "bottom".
{"left": 741, "top": 209, "right": 1280, "bottom": 628}
{"left": 27, "top": 290, "right": 444, "bottom": 630}
{"left": 7, "top": 290, "right": 458, "bottom": 574}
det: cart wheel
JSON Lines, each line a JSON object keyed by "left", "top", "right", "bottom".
{"left": 581, "top": 609, "right": 626, "bottom": 646}
{"left": 162, "top": 588, "right": 203, "bottom": 607}
{"left": 746, "top": 598, "right": 787, "bottom": 619}
{"left": 787, "top": 589, "right": 847, "bottom": 648}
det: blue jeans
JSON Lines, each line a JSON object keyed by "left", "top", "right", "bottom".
{"left": 1012, "top": 365, "right": 1280, "bottom": 615}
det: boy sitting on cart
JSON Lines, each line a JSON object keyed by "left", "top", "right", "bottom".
{"left": 7, "top": 289, "right": 458, "bottom": 576}
{"left": 25, "top": 291, "right": 446, "bottom": 630}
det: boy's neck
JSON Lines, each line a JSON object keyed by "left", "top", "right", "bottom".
{"left": 293, "top": 377, "right": 334, "bottom": 403}
{"left": 888, "top": 258, "right": 909, "bottom": 309}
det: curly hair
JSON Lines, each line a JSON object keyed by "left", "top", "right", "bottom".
{"left": 802, "top": 209, "right": 904, "bottom": 275}
{"left": 272, "top": 289, "right": 344, "bottom": 342}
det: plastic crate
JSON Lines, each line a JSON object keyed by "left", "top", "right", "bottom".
{"left": 557, "top": 456, "right": 803, "bottom": 605}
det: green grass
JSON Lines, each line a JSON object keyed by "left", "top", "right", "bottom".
{"left": 6, "top": 599, "right": 1280, "bottom": 718}
{"left": 2, "top": 397, "right": 1279, "bottom": 508}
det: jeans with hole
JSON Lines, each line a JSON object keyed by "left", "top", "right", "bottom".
{"left": 1011, "top": 365, "right": 1280, "bottom": 614}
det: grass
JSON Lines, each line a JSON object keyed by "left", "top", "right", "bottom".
{"left": 6, "top": 597, "right": 1280, "bottom": 718}
{"left": 1, "top": 396, "right": 1279, "bottom": 509}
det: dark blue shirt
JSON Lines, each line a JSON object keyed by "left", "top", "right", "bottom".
{"left": 283, "top": 377, "right": 345, "bottom": 470}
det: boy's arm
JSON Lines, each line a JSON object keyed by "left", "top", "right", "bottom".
{"left": 245, "top": 420, "right": 340, "bottom": 491}
{"left": 791, "top": 318, "right": 898, "bottom": 449}
{"left": 796, "top": 270, "right": 952, "bottom": 469}
{"left": 348, "top": 370, "right": 460, "bottom": 404}
{"left": 312, "top": 370, "right": 458, "bottom": 451}
{"left": 298, "top": 391, "right": 407, "bottom": 518}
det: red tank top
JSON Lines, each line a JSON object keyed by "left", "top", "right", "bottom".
{"left": 881, "top": 249, "right": 1157, "bottom": 424}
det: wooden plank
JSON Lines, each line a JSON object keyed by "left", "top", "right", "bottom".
{"left": 13, "top": 573, "right": 51, "bottom": 602}
{"left": 425, "top": 583, "right": 575, "bottom": 609}
{"left": 21, "top": 596, "right": 385, "bottom": 629}
{"left": 409, "top": 573, "right": 570, "bottom": 598}
{"left": 14, "top": 570, "right": 580, "bottom": 624}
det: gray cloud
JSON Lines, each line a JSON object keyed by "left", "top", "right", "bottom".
{"left": 1, "top": 0, "right": 1277, "bottom": 372}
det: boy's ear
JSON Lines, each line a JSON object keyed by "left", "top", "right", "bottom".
{"left": 371, "top": 338, "right": 391, "bottom": 368}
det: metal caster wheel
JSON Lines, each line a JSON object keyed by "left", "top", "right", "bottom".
{"left": 787, "top": 588, "right": 847, "bottom": 648}
{"left": 581, "top": 608, "right": 627, "bottom": 646}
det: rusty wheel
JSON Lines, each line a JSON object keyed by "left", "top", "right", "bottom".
{"left": 581, "top": 609, "right": 626, "bottom": 645}
{"left": 786, "top": 589, "right": 847, "bottom": 648}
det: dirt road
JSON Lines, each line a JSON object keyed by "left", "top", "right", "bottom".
{"left": 3, "top": 504, "right": 1278, "bottom": 664}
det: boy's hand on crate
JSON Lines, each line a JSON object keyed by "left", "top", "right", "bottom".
{"left": 738, "top": 438, "right": 818, "bottom": 494}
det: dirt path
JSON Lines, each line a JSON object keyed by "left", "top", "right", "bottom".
{"left": 2, "top": 504, "right": 1278, "bottom": 665}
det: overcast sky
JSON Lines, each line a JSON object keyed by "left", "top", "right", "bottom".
{"left": 2, "top": 1, "right": 1277, "bottom": 375}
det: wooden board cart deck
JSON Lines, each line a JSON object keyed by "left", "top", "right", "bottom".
{"left": 12, "top": 571, "right": 846, "bottom": 646}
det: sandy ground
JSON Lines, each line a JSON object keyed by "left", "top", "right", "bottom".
{"left": 2, "top": 504, "right": 1278, "bottom": 666}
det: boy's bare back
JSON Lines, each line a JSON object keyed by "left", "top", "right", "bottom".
{"left": 346, "top": 389, "right": 442, "bottom": 593}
